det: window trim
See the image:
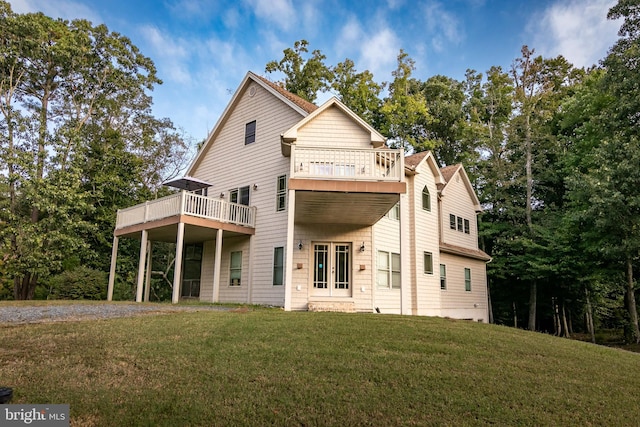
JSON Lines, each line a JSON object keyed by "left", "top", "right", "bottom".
{"left": 276, "top": 175, "right": 287, "bottom": 212}
{"left": 449, "top": 214, "right": 456, "bottom": 230}
{"left": 422, "top": 186, "right": 431, "bottom": 211}
{"left": 272, "top": 247, "right": 284, "bottom": 286}
{"left": 464, "top": 219, "right": 470, "bottom": 234}
{"left": 423, "top": 252, "right": 433, "bottom": 274}
{"left": 230, "top": 251, "right": 242, "bottom": 286}
{"left": 464, "top": 268, "right": 471, "bottom": 292}
{"left": 440, "top": 264, "right": 447, "bottom": 290}
{"left": 245, "top": 120, "right": 256, "bottom": 145}
{"left": 377, "top": 250, "right": 401, "bottom": 290}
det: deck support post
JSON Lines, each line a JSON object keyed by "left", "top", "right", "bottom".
{"left": 400, "top": 192, "right": 411, "bottom": 315}
{"left": 212, "top": 228, "right": 223, "bottom": 303}
{"left": 107, "top": 236, "right": 119, "bottom": 301}
{"left": 284, "top": 189, "right": 296, "bottom": 311}
{"left": 136, "top": 230, "right": 148, "bottom": 302}
{"left": 144, "top": 240, "right": 153, "bottom": 302}
{"left": 172, "top": 222, "right": 185, "bottom": 304}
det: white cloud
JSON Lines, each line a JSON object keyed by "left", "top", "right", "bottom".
{"left": 243, "top": 0, "right": 296, "bottom": 31}
{"left": 422, "top": 1, "right": 464, "bottom": 52}
{"left": 8, "top": 0, "right": 101, "bottom": 23}
{"left": 140, "top": 25, "right": 192, "bottom": 84}
{"left": 530, "top": 0, "right": 620, "bottom": 68}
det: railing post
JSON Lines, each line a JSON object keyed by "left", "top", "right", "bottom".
{"left": 179, "top": 190, "right": 186, "bottom": 215}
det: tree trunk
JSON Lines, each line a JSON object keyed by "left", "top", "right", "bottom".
{"left": 552, "top": 297, "right": 559, "bottom": 335}
{"left": 528, "top": 281, "right": 537, "bottom": 331}
{"left": 13, "top": 273, "right": 37, "bottom": 300}
{"left": 625, "top": 257, "right": 640, "bottom": 344}
{"left": 487, "top": 282, "right": 494, "bottom": 324}
{"left": 513, "top": 301, "right": 518, "bottom": 328}
{"left": 561, "top": 302, "right": 570, "bottom": 338}
{"left": 585, "top": 288, "right": 596, "bottom": 344}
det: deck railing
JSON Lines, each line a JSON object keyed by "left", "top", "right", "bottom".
{"left": 115, "top": 191, "right": 257, "bottom": 230}
{"left": 291, "top": 146, "right": 404, "bottom": 181}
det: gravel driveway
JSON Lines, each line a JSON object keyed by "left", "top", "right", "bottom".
{"left": 0, "top": 303, "right": 231, "bottom": 325}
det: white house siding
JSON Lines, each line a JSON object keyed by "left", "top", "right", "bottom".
{"left": 290, "top": 223, "right": 373, "bottom": 312}
{"left": 372, "top": 216, "right": 401, "bottom": 314}
{"left": 439, "top": 252, "right": 488, "bottom": 322}
{"left": 191, "top": 80, "right": 305, "bottom": 306}
{"left": 409, "top": 166, "right": 442, "bottom": 317}
{"left": 199, "top": 240, "right": 215, "bottom": 301}
{"left": 440, "top": 172, "right": 480, "bottom": 249}
{"left": 296, "top": 106, "right": 372, "bottom": 148}
{"left": 217, "top": 235, "right": 250, "bottom": 303}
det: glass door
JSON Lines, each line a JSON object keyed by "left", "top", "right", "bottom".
{"left": 312, "top": 243, "right": 351, "bottom": 297}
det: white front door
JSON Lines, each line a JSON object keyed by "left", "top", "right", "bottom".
{"left": 312, "top": 243, "right": 351, "bottom": 297}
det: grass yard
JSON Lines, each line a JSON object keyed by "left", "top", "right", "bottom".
{"left": 1, "top": 305, "right": 639, "bottom": 426}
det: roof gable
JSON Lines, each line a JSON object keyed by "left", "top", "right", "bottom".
{"left": 438, "top": 164, "right": 482, "bottom": 211}
{"left": 187, "top": 71, "right": 315, "bottom": 174}
{"left": 282, "top": 97, "right": 386, "bottom": 147}
{"left": 404, "top": 151, "right": 444, "bottom": 184}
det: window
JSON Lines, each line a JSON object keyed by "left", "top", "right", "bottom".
{"left": 464, "top": 268, "right": 471, "bottom": 292}
{"left": 230, "top": 186, "right": 250, "bottom": 205}
{"left": 385, "top": 203, "right": 400, "bottom": 220}
{"left": 457, "top": 216, "right": 463, "bottom": 232}
{"left": 273, "top": 247, "right": 284, "bottom": 286}
{"left": 449, "top": 214, "right": 456, "bottom": 230}
{"left": 245, "top": 120, "right": 256, "bottom": 145}
{"left": 423, "top": 252, "right": 433, "bottom": 274}
{"left": 230, "top": 251, "right": 242, "bottom": 286}
{"left": 377, "top": 251, "right": 401, "bottom": 289}
{"left": 422, "top": 186, "right": 431, "bottom": 211}
{"left": 276, "top": 175, "right": 287, "bottom": 212}
{"left": 464, "top": 219, "right": 470, "bottom": 234}
{"left": 440, "top": 264, "right": 447, "bottom": 290}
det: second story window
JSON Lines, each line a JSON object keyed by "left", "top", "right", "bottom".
{"left": 422, "top": 186, "right": 431, "bottom": 211}
{"left": 276, "top": 175, "right": 287, "bottom": 212}
{"left": 230, "top": 186, "right": 250, "bottom": 205}
{"left": 245, "top": 120, "right": 256, "bottom": 145}
{"left": 449, "top": 214, "right": 456, "bottom": 230}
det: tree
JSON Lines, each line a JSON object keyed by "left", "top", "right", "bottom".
{"left": 331, "top": 58, "right": 383, "bottom": 127}
{"left": 265, "top": 39, "right": 333, "bottom": 103}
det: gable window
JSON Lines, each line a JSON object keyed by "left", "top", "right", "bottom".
{"left": 385, "top": 203, "right": 400, "bottom": 220}
{"left": 245, "top": 120, "right": 256, "bottom": 145}
{"left": 464, "top": 268, "right": 471, "bottom": 292}
{"left": 230, "top": 186, "right": 250, "bottom": 205}
{"left": 449, "top": 214, "right": 456, "bottom": 230}
{"left": 422, "top": 186, "right": 431, "bottom": 211}
{"left": 273, "top": 247, "right": 284, "bottom": 286}
{"left": 377, "top": 251, "right": 400, "bottom": 289}
{"left": 423, "top": 252, "right": 433, "bottom": 274}
{"left": 440, "top": 264, "right": 447, "bottom": 290}
{"left": 464, "top": 219, "right": 470, "bottom": 234}
{"left": 457, "top": 216, "right": 463, "bottom": 232}
{"left": 276, "top": 175, "right": 287, "bottom": 212}
{"left": 230, "top": 251, "right": 242, "bottom": 286}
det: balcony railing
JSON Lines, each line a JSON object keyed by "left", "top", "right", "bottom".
{"left": 116, "top": 191, "right": 257, "bottom": 230}
{"left": 290, "top": 146, "right": 404, "bottom": 181}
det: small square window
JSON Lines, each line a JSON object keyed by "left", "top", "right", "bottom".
{"left": 245, "top": 121, "right": 256, "bottom": 145}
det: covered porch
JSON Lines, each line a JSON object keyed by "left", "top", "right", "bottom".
{"left": 107, "top": 189, "right": 256, "bottom": 304}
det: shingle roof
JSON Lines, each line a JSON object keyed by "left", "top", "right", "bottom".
{"left": 253, "top": 74, "right": 318, "bottom": 114}
{"left": 440, "top": 164, "right": 461, "bottom": 183}
{"left": 404, "top": 151, "right": 429, "bottom": 169}
{"left": 440, "top": 242, "right": 492, "bottom": 261}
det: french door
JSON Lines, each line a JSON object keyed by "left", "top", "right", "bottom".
{"left": 312, "top": 243, "right": 351, "bottom": 297}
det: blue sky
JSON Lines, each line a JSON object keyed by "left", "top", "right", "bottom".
{"left": 9, "top": 0, "right": 621, "bottom": 145}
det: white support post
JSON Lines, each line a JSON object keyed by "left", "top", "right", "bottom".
{"left": 284, "top": 189, "right": 296, "bottom": 311}
{"left": 136, "top": 230, "right": 148, "bottom": 303}
{"left": 107, "top": 236, "right": 119, "bottom": 301}
{"left": 212, "top": 228, "right": 223, "bottom": 303}
{"left": 144, "top": 240, "right": 153, "bottom": 302}
{"left": 172, "top": 222, "right": 185, "bottom": 304}
{"left": 399, "top": 192, "right": 411, "bottom": 315}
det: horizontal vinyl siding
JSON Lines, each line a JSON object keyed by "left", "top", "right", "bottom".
{"left": 296, "top": 106, "right": 372, "bottom": 148}
{"left": 191, "top": 81, "right": 304, "bottom": 306}
{"left": 217, "top": 236, "right": 250, "bottom": 303}
{"left": 441, "top": 172, "right": 479, "bottom": 249}
{"left": 439, "top": 253, "right": 488, "bottom": 322}
{"left": 199, "top": 240, "right": 215, "bottom": 302}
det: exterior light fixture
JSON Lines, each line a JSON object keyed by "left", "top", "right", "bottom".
{"left": 298, "top": 240, "right": 303, "bottom": 250}
{"left": 360, "top": 242, "right": 365, "bottom": 252}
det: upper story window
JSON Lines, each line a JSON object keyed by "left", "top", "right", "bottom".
{"left": 230, "top": 186, "right": 250, "bottom": 205}
{"left": 449, "top": 214, "right": 456, "bottom": 230}
{"left": 422, "top": 186, "right": 431, "bottom": 211}
{"left": 450, "top": 214, "right": 471, "bottom": 234}
{"left": 464, "top": 219, "right": 470, "bottom": 234}
{"left": 245, "top": 120, "right": 256, "bottom": 145}
{"left": 276, "top": 175, "right": 287, "bottom": 212}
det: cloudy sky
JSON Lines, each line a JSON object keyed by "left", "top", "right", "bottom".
{"left": 8, "top": 0, "right": 622, "bottom": 145}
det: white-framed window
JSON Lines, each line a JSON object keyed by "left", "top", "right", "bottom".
{"left": 245, "top": 120, "right": 256, "bottom": 145}
{"left": 230, "top": 251, "right": 242, "bottom": 286}
{"left": 457, "top": 216, "right": 463, "bottom": 232}
{"left": 230, "top": 186, "right": 250, "bottom": 205}
{"left": 423, "top": 252, "right": 433, "bottom": 274}
{"left": 464, "top": 219, "right": 470, "bottom": 234}
{"left": 273, "top": 247, "right": 284, "bottom": 286}
{"left": 464, "top": 268, "right": 471, "bottom": 292}
{"left": 440, "top": 264, "right": 447, "bottom": 290}
{"left": 276, "top": 175, "right": 287, "bottom": 212}
{"left": 422, "top": 186, "right": 431, "bottom": 211}
{"left": 385, "top": 203, "right": 400, "bottom": 220}
{"left": 377, "top": 251, "right": 400, "bottom": 289}
{"left": 449, "top": 214, "right": 456, "bottom": 230}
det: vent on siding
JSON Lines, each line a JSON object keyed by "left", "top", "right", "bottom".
{"left": 249, "top": 86, "right": 257, "bottom": 97}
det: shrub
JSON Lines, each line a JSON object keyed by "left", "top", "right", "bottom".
{"left": 48, "top": 266, "right": 107, "bottom": 300}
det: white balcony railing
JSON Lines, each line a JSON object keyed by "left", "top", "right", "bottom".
{"left": 116, "top": 191, "right": 257, "bottom": 230}
{"left": 290, "top": 146, "right": 404, "bottom": 181}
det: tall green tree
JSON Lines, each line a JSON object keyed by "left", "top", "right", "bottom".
{"left": 331, "top": 58, "right": 383, "bottom": 127}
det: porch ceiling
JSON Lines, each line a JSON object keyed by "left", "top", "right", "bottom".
{"left": 294, "top": 191, "right": 399, "bottom": 225}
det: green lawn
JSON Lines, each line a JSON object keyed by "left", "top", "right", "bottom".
{"left": 1, "top": 305, "right": 639, "bottom": 426}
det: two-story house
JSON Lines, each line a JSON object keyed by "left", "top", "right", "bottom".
{"left": 107, "top": 71, "right": 491, "bottom": 322}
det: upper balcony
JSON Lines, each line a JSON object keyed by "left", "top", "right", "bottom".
{"left": 287, "top": 146, "right": 406, "bottom": 225}
{"left": 115, "top": 191, "right": 256, "bottom": 242}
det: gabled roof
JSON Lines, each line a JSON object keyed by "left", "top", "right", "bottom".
{"left": 438, "top": 164, "right": 482, "bottom": 212}
{"left": 187, "top": 71, "right": 316, "bottom": 175}
{"left": 282, "top": 96, "right": 386, "bottom": 147}
{"left": 404, "top": 151, "right": 444, "bottom": 184}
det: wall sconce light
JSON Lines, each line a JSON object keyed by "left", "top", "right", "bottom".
{"left": 298, "top": 240, "right": 303, "bottom": 250}
{"left": 219, "top": 192, "right": 225, "bottom": 198}
{"left": 253, "top": 183, "right": 258, "bottom": 190}
{"left": 360, "top": 242, "right": 365, "bottom": 252}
